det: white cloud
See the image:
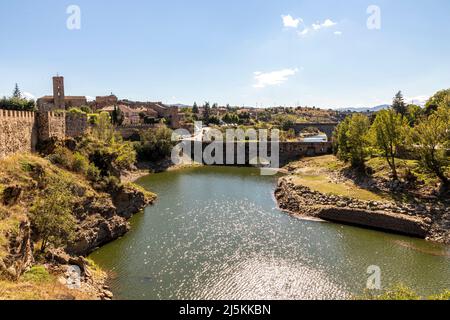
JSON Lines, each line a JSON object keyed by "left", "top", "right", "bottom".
{"left": 334, "top": 31, "right": 342, "bottom": 36}
{"left": 253, "top": 68, "right": 299, "bottom": 88}
{"left": 312, "top": 19, "right": 337, "bottom": 30}
{"left": 22, "top": 92, "right": 36, "bottom": 101}
{"left": 406, "top": 95, "right": 429, "bottom": 106}
{"left": 281, "top": 15, "right": 302, "bottom": 28}
{"left": 298, "top": 28, "right": 309, "bottom": 36}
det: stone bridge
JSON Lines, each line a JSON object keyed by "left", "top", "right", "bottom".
{"left": 291, "top": 122, "right": 339, "bottom": 140}
{"left": 177, "top": 141, "right": 333, "bottom": 167}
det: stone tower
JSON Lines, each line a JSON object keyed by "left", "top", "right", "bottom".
{"left": 53, "top": 76, "right": 65, "bottom": 109}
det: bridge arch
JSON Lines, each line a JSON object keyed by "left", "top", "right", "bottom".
{"left": 291, "top": 122, "right": 339, "bottom": 141}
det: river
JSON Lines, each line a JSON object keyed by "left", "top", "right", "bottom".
{"left": 90, "top": 166, "right": 450, "bottom": 300}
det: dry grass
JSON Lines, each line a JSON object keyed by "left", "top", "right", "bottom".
{"left": 289, "top": 155, "right": 386, "bottom": 201}
{"left": 0, "top": 154, "right": 108, "bottom": 300}
{"left": 292, "top": 174, "right": 385, "bottom": 201}
{"left": 0, "top": 277, "right": 94, "bottom": 300}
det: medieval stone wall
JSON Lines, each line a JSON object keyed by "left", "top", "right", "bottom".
{"left": 0, "top": 110, "right": 38, "bottom": 158}
{"left": 37, "top": 112, "right": 66, "bottom": 142}
{"left": 65, "top": 113, "right": 88, "bottom": 138}
{"left": 1, "top": 110, "right": 91, "bottom": 159}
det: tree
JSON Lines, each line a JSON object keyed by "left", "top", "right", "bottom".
{"left": 12, "top": 83, "right": 21, "bottom": 98}
{"left": 203, "top": 102, "right": 211, "bottom": 124}
{"left": 425, "top": 89, "right": 450, "bottom": 115}
{"left": 369, "top": 109, "right": 409, "bottom": 180}
{"left": 111, "top": 105, "right": 124, "bottom": 125}
{"left": 92, "top": 112, "right": 115, "bottom": 142}
{"left": 135, "top": 127, "right": 175, "bottom": 161}
{"left": 334, "top": 115, "right": 370, "bottom": 168}
{"left": 405, "top": 104, "right": 422, "bottom": 126}
{"left": 412, "top": 105, "right": 450, "bottom": 192}
{"left": 392, "top": 91, "right": 407, "bottom": 117}
{"left": 30, "top": 182, "right": 77, "bottom": 253}
{"left": 222, "top": 112, "right": 239, "bottom": 124}
{"left": 346, "top": 114, "right": 371, "bottom": 168}
{"left": 334, "top": 117, "right": 351, "bottom": 159}
{"left": 192, "top": 102, "right": 199, "bottom": 114}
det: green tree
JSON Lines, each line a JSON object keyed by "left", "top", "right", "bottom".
{"left": 334, "top": 115, "right": 370, "bottom": 167}
{"left": 203, "top": 102, "right": 211, "bottom": 124}
{"left": 192, "top": 102, "right": 199, "bottom": 114}
{"left": 0, "top": 96, "right": 35, "bottom": 111}
{"left": 92, "top": 112, "right": 115, "bottom": 142}
{"left": 412, "top": 105, "right": 450, "bottom": 192}
{"left": 30, "top": 182, "right": 77, "bottom": 253}
{"left": 369, "top": 109, "right": 409, "bottom": 180}
{"left": 12, "top": 83, "right": 21, "bottom": 98}
{"left": 392, "top": 91, "right": 407, "bottom": 117}
{"left": 222, "top": 113, "right": 239, "bottom": 124}
{"left": 111, "top": 105, "right": 124, "bottom": 125}
{"left": 346, "top": 114, "right": 371, "bottom": 168}
{"left": 135, "top": 127, "right": 175, "bottom": 161}
{"left": 405, "top": 104, "right": 423, "bottom": 126}
{"left": 425, "top": 89, "right": 450, "bottom": 115}
{"left": 333, "top": 117, "right": 350, "bottom": 158}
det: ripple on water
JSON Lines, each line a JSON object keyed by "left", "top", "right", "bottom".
{"left": 90, "top": 167, "right": 450, "bottom": 300}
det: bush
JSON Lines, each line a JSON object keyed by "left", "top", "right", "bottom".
{"left": 136, "top": 127, "right": 175, "bottom": 161}
{"left": 88, "top": 113, "right": 99, "bottom": 125}
{"left": 0, "top": 97, "right": 36, "bottom": 111}
{"left": 47, "top": 146, "right": 74, "bottom": 168}
{"left": 71, "top": 152, "right": 89, "bottom": 174}
{"left": 87, "top": 163, "right": 101, "bottom": 182}
{"left": 22, "top": 265, "right": 51, "bottom": 283}
{"left": 29, "top": 182, "right": 77, "bottom": 252}
{"left": 68, "top": 107, "right": 84, "bottom": 114}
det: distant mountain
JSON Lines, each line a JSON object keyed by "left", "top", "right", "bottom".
{"left": 169, "top": 103, "right": 191, "bottom": 108}
{"left": 337, "top": 104, "right": 390, "bottom": 113}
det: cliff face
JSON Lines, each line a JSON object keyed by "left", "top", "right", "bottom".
{"left": 67, "top": 184, "right": 154, "bottom": 256}
{"left": 0, "top": 153, "right": 156, "bottom": 298}
{"left": 274, "top": 177, "right": 447, "bottom": 242}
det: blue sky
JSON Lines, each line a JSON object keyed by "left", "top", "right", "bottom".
{"left": 1, "top": 0, "right": 450, "bottom": 108}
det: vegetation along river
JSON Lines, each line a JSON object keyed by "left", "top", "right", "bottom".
{"left": 90, "top": 166, "right": 450, "bottom": 300}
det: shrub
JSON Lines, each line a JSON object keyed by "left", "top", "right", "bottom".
{"left": 22, "top": 265, "right": 51, "bottom": 283}
{"left": 71, "top": 152, "right": 89, "bottom": 174}
{"left": 87, "top": 163, "right": 101, "bottom": 182}
{"left": 135, "top": 127, "right": 175, "bottom": 161}
{"left": 47, "top": 146, "right": 74, "bottom": 168}
{"left": 29, "top": 182, "right": 77, "bottom": 253}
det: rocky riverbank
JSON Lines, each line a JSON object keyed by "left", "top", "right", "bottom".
{"left": 275, "top": 176, "right": 450, "bottom": 244}
{"left": 0, "top": 153, "right": 156, "bottom": 300}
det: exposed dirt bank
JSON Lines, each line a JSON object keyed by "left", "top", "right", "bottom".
{"left": 275, "top": 174, "right": 449, "bottom": 244}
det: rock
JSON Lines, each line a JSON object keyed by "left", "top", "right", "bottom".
{"left": 112, "top": 185, "right": 149, "bottom": 219}
{"left": 67, "top": 215, "right": 129, "bottom": 256}
{"left": 100, "top": 289, "right": 114, "bottom": 300}
{"left": 46, "top": 248, "right": 71, "bottom": 265}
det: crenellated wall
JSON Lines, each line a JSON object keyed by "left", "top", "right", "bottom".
{"left": 65, "top": 112, "right": 88, "bottom": 138}
{"left": 37, "top": 112, "right": 66, "bottom": 142}
{"left": 0, "top": 109, "right": 38, "bottom": 159}
{"left": 0, "top": 110, "right": 89, "bottom": 159}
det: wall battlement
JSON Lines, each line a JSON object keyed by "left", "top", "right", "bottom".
{"left": 0, "top": 109, "right": 88, "bottom": 159}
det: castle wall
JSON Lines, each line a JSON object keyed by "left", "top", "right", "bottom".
{"left": 65, "top": 113, "right": 88, "bottom": 138}
{"left": 0, "top": 110, "right": 37, "bottom": 158}
{"left": 37, "top": 112, "right": 67, "bottom": 142}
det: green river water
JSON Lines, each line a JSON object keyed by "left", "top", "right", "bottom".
{"left": 90, "top": 166, "right": 450, "bottom": 300}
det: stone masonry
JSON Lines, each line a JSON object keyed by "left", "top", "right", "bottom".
{"left": 0, "top": 110, "right": 88, "bottom": 159}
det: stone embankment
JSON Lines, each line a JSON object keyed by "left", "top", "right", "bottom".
{"left": 275, "top": 177, "right": 450, "bottom": 243}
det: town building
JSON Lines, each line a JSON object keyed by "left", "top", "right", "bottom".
{"left": 37, "top": 76, "right": 87, "bottom": 111}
